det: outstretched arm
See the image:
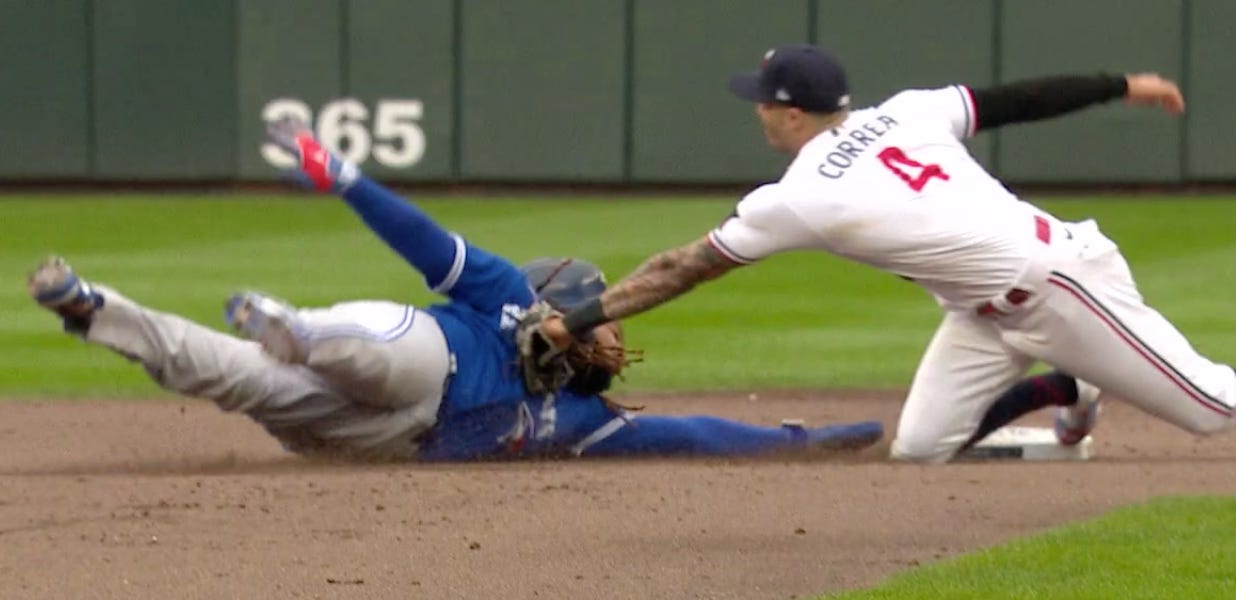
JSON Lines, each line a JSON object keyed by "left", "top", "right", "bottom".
{"left": 579, "top": 415, "right": 883, "bottom": 458}
{"left": 265, "top": 118, "right": 461, "bottom": 291}
{"left": 534, "top": 184, "right": 811, "bottom": 348}
{"left": 970, "top": 73, "right": 1184, "bottom": 132}
{"left": 339, "top": 178, "right": 461, "bottom": 289}
{"left": 546, "top": 235, "right": 742, "bottom": 342}
{"left": 416, "top": 398, "right": 882, "bottom": 460}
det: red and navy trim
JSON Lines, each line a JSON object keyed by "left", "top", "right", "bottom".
{"left": 1048, "top": 271, "right": 1230, "bottom": 416}
{"left": 953, "top": 85, "right": 978, "bottom": 137}
{"left": 706, "top": 230, "right": 757, "bottom": 265}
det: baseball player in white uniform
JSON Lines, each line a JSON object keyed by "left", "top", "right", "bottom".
{"left": 531, "top": 43, "right": 1235, "bottom": 463}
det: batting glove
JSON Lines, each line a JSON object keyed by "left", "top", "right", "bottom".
{"left": 265, "top": 117, "right": 360, "bottom": 194}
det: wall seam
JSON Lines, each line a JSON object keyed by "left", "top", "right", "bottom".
{"left": 85, "top": 0, "right": 97, "bottom": 178}
{"left": 231, "top": 0, "right": 242, "bottom": 178}
{"left": 1178, "top": 0, "right": 1191, "bottom": 181}
{"left": 622, "top": 0, "right": 635, "bottom": 183}
{"left": 807, "top": 0, "right": 818, "bottom": 44}
{"left": 990, "top": 0, "right": 1003, "bottom": 178}
{"left": 339, "top": 0, "right": 350, "bottom": 95}
{"left": 451, "top": 0, "right": 463, "bottom": 180}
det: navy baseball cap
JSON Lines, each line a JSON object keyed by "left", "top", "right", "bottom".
{"left": 727, "top": 44, "right": 850, "bottom": 113}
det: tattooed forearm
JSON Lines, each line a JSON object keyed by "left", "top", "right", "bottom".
{"left": 599, "top": 236, "right": 739, "bottom": 321}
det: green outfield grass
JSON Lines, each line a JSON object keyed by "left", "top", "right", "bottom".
{"left": 825, "top": 496, "right": 1236, "bottom": 599}
{"left": 1, "top": 193, "right": 1235, "bottom": 396}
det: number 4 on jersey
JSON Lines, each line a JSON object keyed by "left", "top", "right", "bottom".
{"left": 878, "top": 146, "right": 949, "bottom": 192}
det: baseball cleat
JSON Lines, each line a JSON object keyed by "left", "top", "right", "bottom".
{"left": 28, "top": 255, "right": 102, "bottom": 334}
{"left": 1055, "top": 378, "right": 1101, "bottom": 446}
{"left": 782, "top": 418, "right": 884, "bottom": 451}
{"left": 225, "top": 292, "right": 310, "bottom": 364}
{"left": 265, "top": 117, "right": 360, "bottom": 194}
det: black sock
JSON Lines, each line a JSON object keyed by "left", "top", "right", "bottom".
{"left": 960, "top": 371, "right": 1079, "bottom": 451}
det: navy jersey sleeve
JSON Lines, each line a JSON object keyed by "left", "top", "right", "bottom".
{"left": 969, "top": 74, "right": 1126, "bottom": 132}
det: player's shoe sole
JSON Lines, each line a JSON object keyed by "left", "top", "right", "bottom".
{"left": 28, "top": 255, "right": 102, "bottom": 333}
{"left": 783, "top": 419, "right": 884, "bottom": 452}
{"left": 225, "top": 292, "right": 310, "bottom": 364}
{"left": 1054, "top": 379, "right": 1101, "bottom": 446}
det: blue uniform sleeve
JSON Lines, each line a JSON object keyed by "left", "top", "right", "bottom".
{"left": 419, "top": 411, "right": 812, "bottom": 461}
{"left": 579, "top": 414, "right": 882, "bottom": 457}
{"left": 579, "top": 415, "right": 806, "bottom": 457}
{"left": 417, "top": 392, "right": 882, "bottom": 461}
{"left": 436, "top": 241, "right": 536, "bottom": 312}
{"left": 340, "top": 177, "right": 534, "bottom": 311}
{"left": 548, "top": 393, "right": 853, "bottom": 458}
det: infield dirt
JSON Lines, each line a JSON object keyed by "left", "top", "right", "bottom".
{"left": 2, "top": 391, "right": 1235, "bottom": 599}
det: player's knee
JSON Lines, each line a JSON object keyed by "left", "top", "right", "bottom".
{"left": 889, "top": 435, "right": 956, "bottom": 464}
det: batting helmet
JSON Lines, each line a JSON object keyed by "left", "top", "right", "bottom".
{"left": 519, "top": 257, "right": 607, "bottom": 310}
{"left": 520, "top": 257, "right": 627, "bottom": 396}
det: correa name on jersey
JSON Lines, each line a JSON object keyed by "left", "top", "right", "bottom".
{"left": 817, "top": 114, "right": 900, "bottom": 179}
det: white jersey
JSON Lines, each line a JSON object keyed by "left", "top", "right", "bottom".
{"left": 709, "top": 85, "right": 1066, "bottom": 309}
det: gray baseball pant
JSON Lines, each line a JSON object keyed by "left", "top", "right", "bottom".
{"left": 83, "top": 286, "right": 451, "bottom": 460}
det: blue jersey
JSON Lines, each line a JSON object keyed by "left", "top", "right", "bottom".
{"left": 419, "top": 389, "right": 624, "bottom": 461}
{"left": 423, "top": 238, "right": 537, "bottom": 415}
{"left": 335, "top": 179, "right": 625, "bottom": 459}
{"left": 419, "top": 237, "right": 626, "bottom": 460}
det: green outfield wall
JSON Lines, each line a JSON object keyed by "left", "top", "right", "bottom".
{"left": 0, "top": 0, "right": 1228, "bottom": 184}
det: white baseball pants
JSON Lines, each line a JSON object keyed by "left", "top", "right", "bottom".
{"left": 893, "top": 220, "right": 1236, "bottom": 462}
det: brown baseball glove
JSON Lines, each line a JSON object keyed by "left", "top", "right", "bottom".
{"left": 515, "top": 302, "right": 641, "bottom": 396}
